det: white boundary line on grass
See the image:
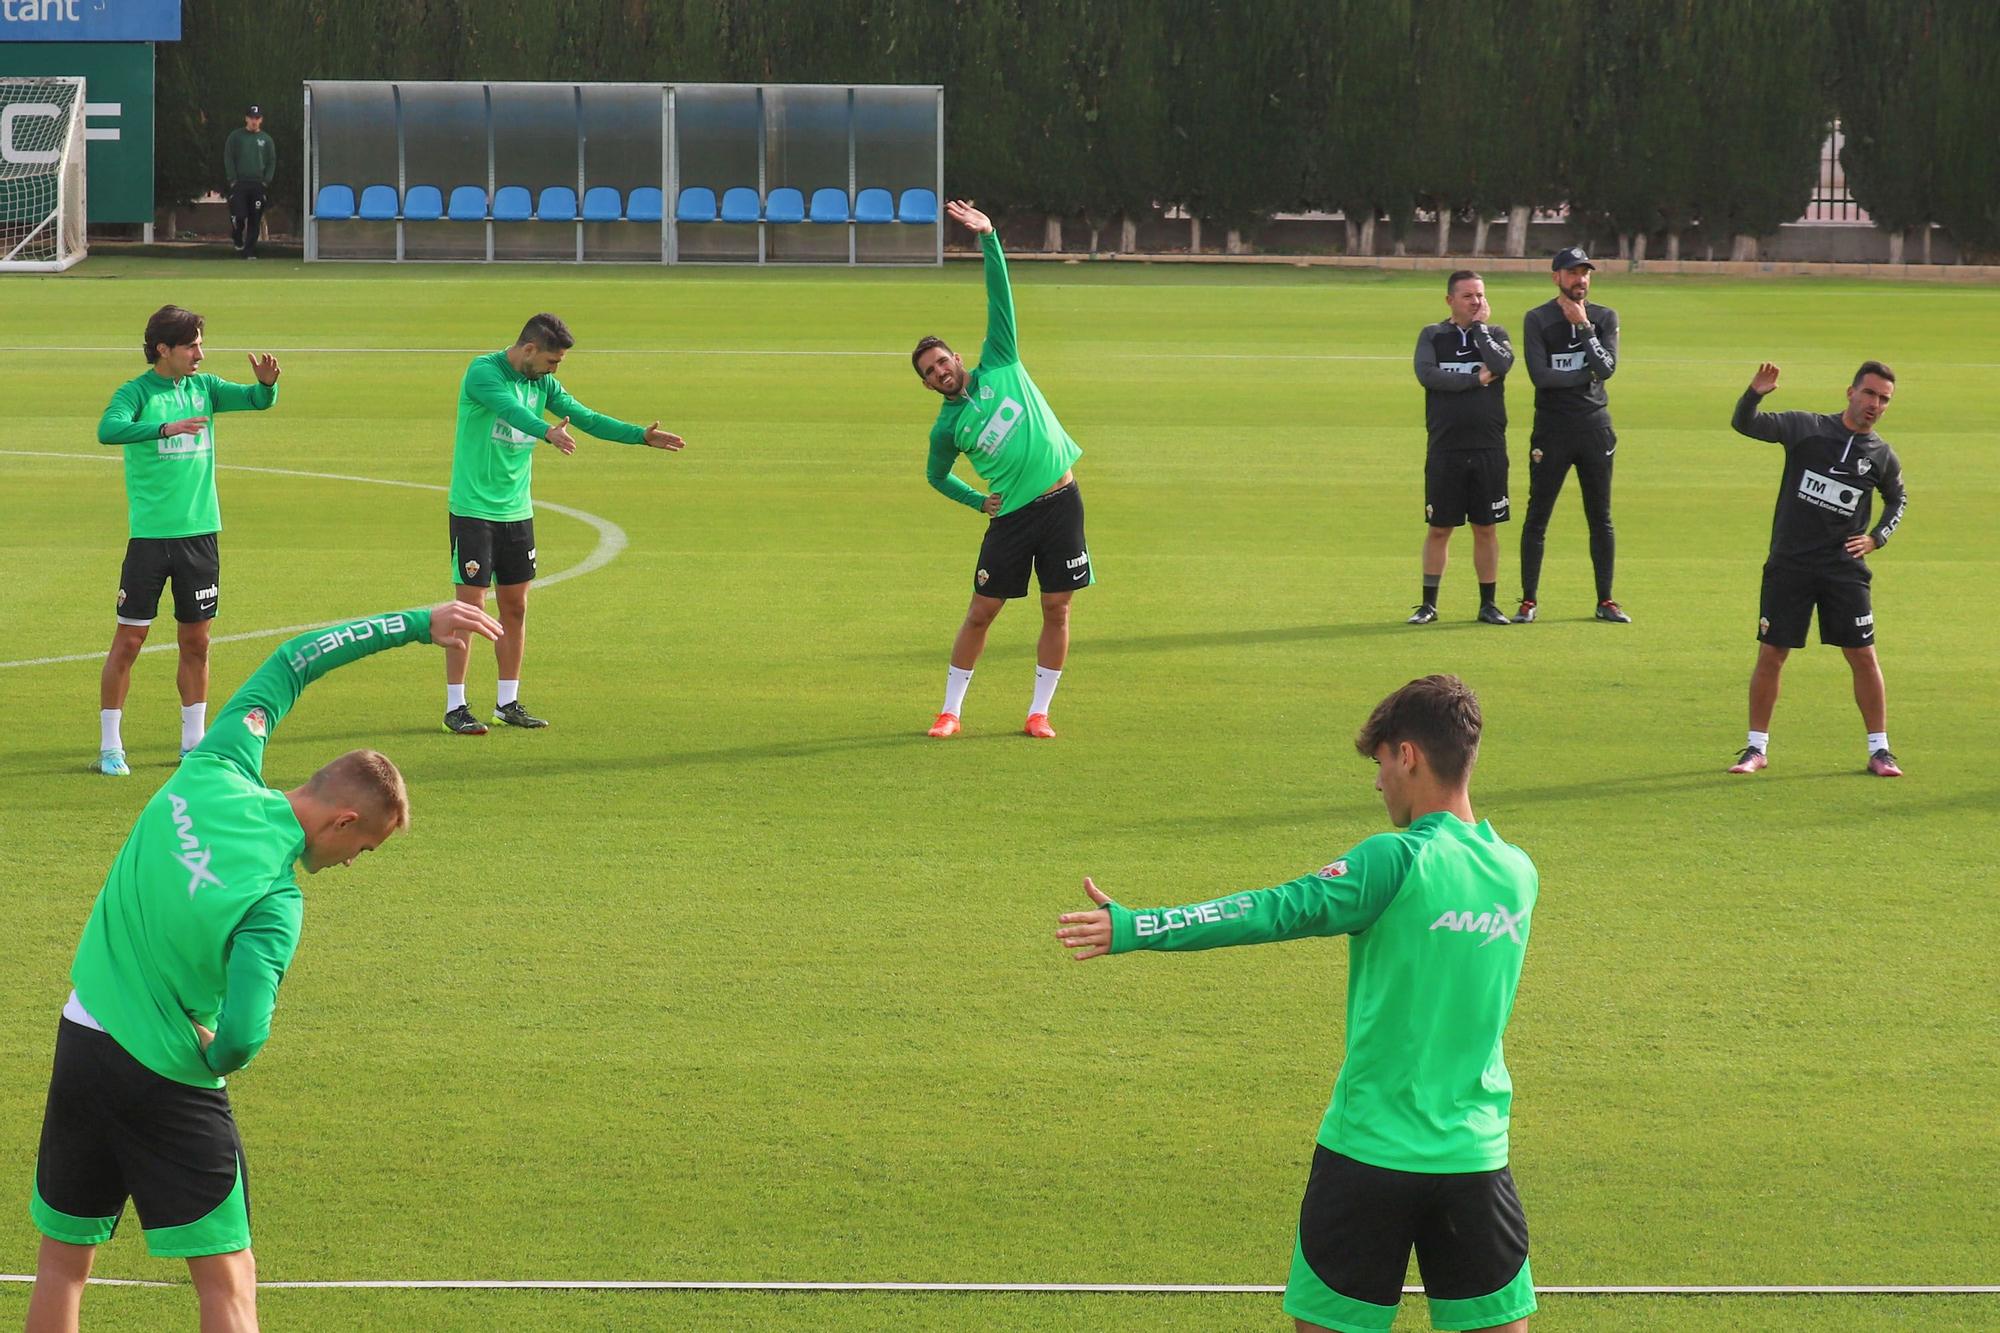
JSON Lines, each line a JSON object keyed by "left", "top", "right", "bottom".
{"left": 0, "top": 451, "right": 625, "bottom": 671}
{"left": 1, "top": 1277, "right": 1995, "bottom": 1295}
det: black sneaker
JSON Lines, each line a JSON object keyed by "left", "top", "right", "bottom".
{"left": 442, "top": 705, "right": 489, "bottom": 736}
{"left": 1406, "top": 604, "right": 1439, "bottom": 625}
{"left": 1514, "top": 600, "right": 1538, "bottom": 623}
{"left": 493, "top": 701, "right": 549, "bottom": 729}
{"left": 1596, "top": 599, "right": 1632, "bottom": 623}
{"left": 1477, "top": 603, "right": 1511, "bottom": 625}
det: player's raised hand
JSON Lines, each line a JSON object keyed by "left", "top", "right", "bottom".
{"left": 982, "top": 493, "right": 1003, "bottom": 515}
{"left": 161, "top": 416, "right": 209, "bottom": 438}
{"left": 247, "top": 352, "right": 281, "bottom": 385}
{"left": 1055, "top": 877, "right": 1116, "bottom": 961}
{"left": 545, "top": 417, "right": 577, "bottom": 455}
{"left": 642, "top": 421, "right": 685, "bottom": 451}
{"left": 1556, "top": 295, "right": 1589, "bottom": 326}
{"left": 427, "top": 601, "right": 504, "bottom": 650}
{"left": 945, "top": 199, "right": 994, "bottom": 235}
{"left": 1750, "top": 362, "right": 1781, "bottom": 395}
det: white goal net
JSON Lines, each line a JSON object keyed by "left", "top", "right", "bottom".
{"left": 0, "top": 76, "right": 87, "bottom": 272}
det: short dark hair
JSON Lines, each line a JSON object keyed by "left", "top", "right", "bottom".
{"left": 518, "top": 313, "right": 574, "bottom": 352}
{"left": 144, "top": 305, "right": 203, "bottom": 363}
{"left": 912, "top": 335, "right": 951, "bottom": 376}
{"left": 1446, "top": 269, "right": 1482, "bottom": 296}
{"left": 1852, "top": 359, "right": 1895, "bottom": 387}
{"left": 1355, "top": 674, "right": 1483, "bottom": 784}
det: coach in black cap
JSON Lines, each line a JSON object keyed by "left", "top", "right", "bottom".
{"left": 1516, "top": 246, "right": 1628, "bottom": 622}
{"left": 223, "top": 105, "right": 276, "bottom": 259}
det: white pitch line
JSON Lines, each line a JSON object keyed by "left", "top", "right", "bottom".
{"left": 0, "top": 451, "right": 625, "bottom": 670}
{"left": 1, "top": 1277, "right": 1994, "bottom": 1295}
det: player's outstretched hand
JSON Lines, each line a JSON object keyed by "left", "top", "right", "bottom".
{"left": 982, "top": 493, "right": 1003, "bottom": 515}
{"left": 1055, "top": 877, "right": 1116, "bottom": 961}
{"left": 945, "top": 199, "right": 994, "bottom": 235}
{"left": 1750, "top": 362, "right": 1781, "bottom": 395}
{"left": 545, "top": 417, "right": 577, "bottom": 455}
{"left": 428, "top": 601, "right": 504, "bottom": 650}
{"left": 642, "top": 421, "right": 685, "bottom": 451}
{"left": 161, "top": 416, "right": 209, "bottom": 438}
{"left": 247, "top": 352, "right": 280, "bottom": 385}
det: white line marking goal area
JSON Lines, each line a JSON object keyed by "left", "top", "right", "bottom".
{"left": 0, "top": 451, "right": 625, "bottom": 671}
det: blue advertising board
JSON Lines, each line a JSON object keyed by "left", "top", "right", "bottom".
{"left": 0, "top": 1, "right": 180, "bottom": 43}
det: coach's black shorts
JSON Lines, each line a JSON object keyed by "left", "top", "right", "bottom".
{"left": 1425, "top": 450, "right": 1511, "bottom": 527}
{"left": 30, "top": 1018, "right": 252, "bottom": 1258}
{"left": 973, "top": 481, "right": 1093, "bottom": 600}
{"left": 1283, "top": 1146, "right": 1535, "bottom": 1333}
{"left": 1759, "top": 558, "right": 1875, "bottom": 649}
{"left": 116, "top": 534, "right": 220, "bottom": 625}
{"left": 451, "top": 514, "right": 537, "bottom": 588}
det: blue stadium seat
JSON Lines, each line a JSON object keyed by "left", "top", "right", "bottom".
{"left": 313, "top": 185, "right": 355, "bottom": 220}
{"left": 719, "top": 187, "right": 761, "bottom": 223}
{"left": 581, "top": 187, "right": 622, "bottom": 222}
{"left": 357, "top": 185, "right": 398, "bottom": 221}
{"left": 537, "top": 187, "right": 578, "bottom": 221}
{"left": 765, "top": 187, "right": 806, "bottom": 224}
{"left": 854, "top": 188, "right": 894, "bottom": 224}
{"left": 675, "top": 187, "right": 716, "bottom": 222}
{"left": 492, "top": 186, "right": 533, "bottom": 222}
{"left": 627, "top": 188, "right": 665, "bottom": 223}
{"left": 898, "top": 188, "right": 939, "bottom": 225}
{"left": 446, "top": 185, "right": 488, "bottom": 221}
{"left": 809, "top": 188, "right": 850, "bottom": 224}
{"left": 403, "top": 185, "right": 444, "bottom": 221}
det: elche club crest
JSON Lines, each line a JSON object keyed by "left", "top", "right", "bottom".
{"left": 244, "top": 707, "right": 268, "bottom": 738}
{"left": 976, "top": 568, "right": 990, "bottom": 587}
{"left": 464, "top": 559, "right": 481, "bottom": 580}
{"left": 1315, "top": 860, "right": 1348, "bottom": 879}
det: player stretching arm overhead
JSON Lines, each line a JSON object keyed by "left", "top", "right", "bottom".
{"left": 26, "top": 601, "right": 502, "bottom": 1333}
{"left": 912, "top": 200, "right": 1090, "bottom": 739}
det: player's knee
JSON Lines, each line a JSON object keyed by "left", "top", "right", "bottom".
{"left": 1040, "top": 596, "right": 1071, "bottom": 624}
{"left": 177, "top": 633, "right": 211, "bottom": 662}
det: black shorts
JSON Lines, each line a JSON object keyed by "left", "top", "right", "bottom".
{"left": 1759, "top": 558, "right": 1875, "bottom": 649}
{"left": 30, "top": 1018, "right": 252, "bottom": 1258}
{"left": 451, "top": 514, "right": 537, "bottom": 588}
{"left": 1285, "top": 1146, "right": 1535, "bottom": 1332}
{"left": 1425, "top": 450, "right": 1511, "bottom": 527}
{"left": 116, "top": 534, "right": 220, "bottom": 625}
{"left": 973, "top": 481, "right": 1093, "bottom": 600}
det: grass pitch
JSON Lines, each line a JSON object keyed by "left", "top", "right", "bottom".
{"left": 2, "top": 254, "right": 1996, "bottom": 1331}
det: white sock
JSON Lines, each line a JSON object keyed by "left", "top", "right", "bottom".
{"left": 100, "top": 709, "right": 123, "bottom": 752}
{"left": 497, "top": 679, "right": 521, "bottom": 707}
{"left": 180, "top": 703, "right": 207, "bottom": 752}
{"left": 1867, "top": 731, "right": 1889, "bottom": 754}
{"left": 942, "top": 666, "right": 973, "bottom": 717}
{"left": 1030, "top": 666, "right": 1062, "bottom": 717}
{"left": 1748, "top": 730, "right": 1770, "bottom": 754}
{"left": 446, "top": 683, "right": 467, "bottom": 711}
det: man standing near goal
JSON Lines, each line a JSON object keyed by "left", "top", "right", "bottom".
{"left": 223, "top": 105, "right": 276, "bottom": 260}
{"left": 1411, "top": 272, "right": 1515, "bottom": 625}
{"left": 26, "top": 600, "right": 503, "bottom": 1333}
{"left": 1726, "top": 360, "right": 1908, "bottom": 777}
{"left": 95, "top": 305, "right": 281, "bottom": 776}
{"left": 1056, "top": 675, "right": 1538, "bottom": 1333}
{"left": 1515, "top": 248, "right": 1628, "bottom": 624}
{"left": 441, "top": 312, "right": 684, "bottom": 735}
{"left": 912, "top": 199, "right": 1089, "bottom": 739}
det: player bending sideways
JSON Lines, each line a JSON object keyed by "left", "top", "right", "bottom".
{"left": 26, "top": 601, "right": 502, "bottom": 1333}
{"left": 1058, "top": 675, "right": 1538, "bottom": 1333}
{"left": 442, "top": 312, "right": 684, "bottom": 735}
{"left": 1727, "top": 360, "right": 1908, "bottom": 777}
{"left": 913, "top": 200, "right": 1090, "bottom": 740}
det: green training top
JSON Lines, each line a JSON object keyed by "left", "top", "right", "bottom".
{"left": 448, "top": 350, "right": 647, "bottom": 522}
{"left": 926, "top": 231, "right": 1083, "bottom": 517}
{"left": 1108, "top": 811, "right": 1537, "bottom": 1173}
{"left": 223, "top": 127, "right": 277, "bottom": 186}
{"left": 97, "top": 369, "right": 278, "bottom": 539}
{"left": 67, "top": 608, "right": 434, "bottom": 1088}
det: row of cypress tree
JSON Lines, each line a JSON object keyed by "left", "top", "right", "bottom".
{"left": 158, "top": 0, "right": 2000, "bottom": 257}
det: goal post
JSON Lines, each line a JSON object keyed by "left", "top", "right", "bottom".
{"left": 0, "top": 76, "right": 88, "bottom": 273}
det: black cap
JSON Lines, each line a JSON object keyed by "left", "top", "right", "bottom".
{"left": 1551, "top": 246, "right": 1594, "bottom": 271}
{"left": 246, "top": 104, "right": 262, "bottom": 117}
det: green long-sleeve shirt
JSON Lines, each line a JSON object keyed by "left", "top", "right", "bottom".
{"left": 98, "top": 369, "right": 277, "bottom": 538}
{"left": 223, "top": 128, "right": 276, "bottom": 186}
{"left": 67, "top": 608, "right": 434, "bottom": 1087}
{"left": 926, "top": 231, "right": 1082, "bottom": 516}
{"left": 448, "top": 350, "right": 647, "bottom": 521}
{"left": 1108, "top": 812, "right": 1538, "bottom": 1173}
